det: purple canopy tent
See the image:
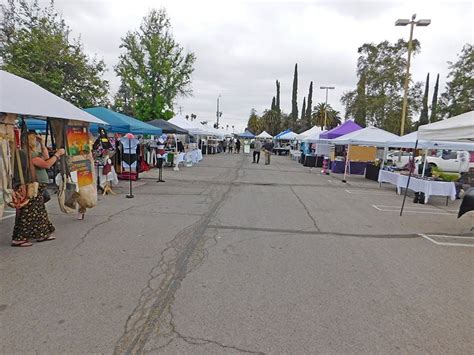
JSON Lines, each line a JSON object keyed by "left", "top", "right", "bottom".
{"left": 319, "top": 120, "right": 362, "bottom": 139}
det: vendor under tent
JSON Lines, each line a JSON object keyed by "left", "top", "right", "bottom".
{"left": 85, "top": 107, "right": 162, "bottom": 135}
{"left": 0, "top": 70, "right": 107, "bottom": 219}
{"left": 147, "top": 119, "right": 189, "bottom": 134}
{"left": 399, "top": 111, "right": 474, "bottom": 216}
{"left": 256, "top": 131, "right": 273, "bottom": 139}
{"left": 331, "top": 127, "right": 399, "bottom": 181}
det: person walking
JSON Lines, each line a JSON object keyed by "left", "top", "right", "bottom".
{"left": 11, "top": 132, "right": 65, "bottom": 247}
{"left": 229, "top": 139, "right": 234, "bottom": 154}
{"left": 253, "top": 139, "right": 262, "bottom": 164}
{"left": 236, "top": 139, "right": 241, "bottom": 154}
{"left": 263, "top": 140, "right": 274, "bottom": 165}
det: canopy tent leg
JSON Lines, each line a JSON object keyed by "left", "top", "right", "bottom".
{"left": 342, "top": 145, "right": 350, "bottom": 183}
{"left": 400, "top": 139, "right": 418, "bottom": 216}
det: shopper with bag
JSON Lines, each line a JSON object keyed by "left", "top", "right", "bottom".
{"left": 11, "top": 132, "right": 65, "bottom": 247}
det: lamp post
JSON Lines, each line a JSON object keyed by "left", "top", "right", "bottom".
{"left": 395, "top": 14, "right": 431, "bottom": 136}
{"left": 216, "top": 94, "right": 222, "bottom": 129}
{"left": 320, "top": 86, "right": 335, "bottom": 129}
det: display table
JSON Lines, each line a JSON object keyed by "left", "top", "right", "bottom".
{"left": 290, "top": 150, "right": 301, "bottom": 161}
{"left": 273, "top": 147, "right": 290, "bottom": 156}
{"left": 378, "top": 170, "right": 456, "bottom": 203}
{"left": 331, "top": 160, "right": 367, "bottom": 175}
{"left": 304, "top": 155, "right": 316, "bottom": 167}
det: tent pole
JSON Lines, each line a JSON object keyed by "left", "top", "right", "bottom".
{"left": 400, "top": 139, "right": 418, "bottom": 216}
{"left": 342, "top": 144, "right": 350, "bottom": 183}
{"left": 381, "top": 146, "right": 387, "bottom": 169}
{"left": 421, "top": 150, "right": 428, "bottom": 177}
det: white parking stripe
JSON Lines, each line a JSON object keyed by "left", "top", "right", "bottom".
{"left": 346, "top": 189, "right": 393, "bottom": 195}
{"left": 1, "top": 212, "right": 16, "bottom": 221}
{"left": 372, "top": 205, "right": 456, "bottom": 215}
{"left": 419, "top": 234, "right": 474, "bottom": 248}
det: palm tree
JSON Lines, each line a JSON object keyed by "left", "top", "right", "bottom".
{"left": 261, "top": 109, "right": 282, "bottom": 136}
{"left": 311, "top": 103, "right": 342, "bottom": 129}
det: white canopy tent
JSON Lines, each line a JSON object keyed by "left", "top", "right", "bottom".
{"left": 418, "top": 111, "right": 474, "bottom": 142}
{"left": 169, "top": 116, "right": 211, "bottom": 136}
{"left": 386, "top": 131, "right": 474, "bottom": 150}
{"left": 332, "top": 126, "right": 399, "bottom": 146}
{"left": 256, "top": 131, "right": 272, "bottom": 139}
{"left": 304, "top": 130, "right": 326, "bottom": 143}
{"left": 296, "top": 126, "right": 322, "bottom": 140}
{"left": 278, "top": 131, "right": 299, "bottom": 140}
{"left": 0, "top": 70, "right": 106, "bottom": 124}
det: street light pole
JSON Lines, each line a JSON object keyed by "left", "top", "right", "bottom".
{"left": 396, "top": 14, "right": 431, "bottom": 136}
{"left": 320, "top": 86, "right": 335, "bottom": 129}
{"left": 216, "top": 94, "right": 221, "bottom": 129}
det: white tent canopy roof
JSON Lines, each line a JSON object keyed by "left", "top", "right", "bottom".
{"left": 418, "top": 111, "right": 474, "bottom": 142}
{"left": 278, "top": 131, "right": 298, "bottom": 140}
{"left": 169, "top": 116, "right": 211, "bottom": 136}
{"left": 256, "top": 131, "right": 273, "bottom": 139}
{"left": 296, "top": 126, "right": 322, "bottom": 140}
{"left": 0, "top": 70, "right": 106, "bottom": 124}
{"left": 386, "top": 131, "right": 474, "bottom": 150}
{"left": 304, "top": 130, "right": 326, "bottom": 143}
{"left": 333, "top": 126, "right": 399, "bottom": 146}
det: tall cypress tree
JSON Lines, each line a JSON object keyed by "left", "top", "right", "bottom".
{"left": 418, "top": 73, "right": 430, "bottom": 127}
{"left": 276, "top": 80, "right": 281, "bottom": 112}
{"left": 291, "top": 64, "right": 298, "bottom": 124}
{"left": 271, "top": 96, "right": 276, "bottom": 111}
{"left": 430, "top": 73, "right": 440, "bottom": 123}
{"left": 305, "top": 81, "right": 313, "bottom": 126}
{"left": 301, "top": 97, "right": 306, "bottom": 121}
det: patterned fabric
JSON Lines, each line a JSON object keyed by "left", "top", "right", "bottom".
{"left": 12, "top": 184, "right": 55, "bottom": 241}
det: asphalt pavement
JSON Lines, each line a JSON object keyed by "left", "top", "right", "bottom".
{"left": 1, "top": 153, "right": 473, "bottom": 354}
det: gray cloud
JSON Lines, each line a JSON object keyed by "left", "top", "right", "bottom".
{"left": 34, "top": 0, "right": 474, "bottom": 131}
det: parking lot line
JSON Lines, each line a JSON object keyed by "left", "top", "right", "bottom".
{"left": 419, "top": 234, "right": 474, "bottom": 247}
{"left": 0, "top": 210, "right": 16, "bottom": 221}
{"left": 372, "top": 205, "right": 457, "bottom": 215}
{"left": 345, "top": 189, "right": 393, "bottom": 195}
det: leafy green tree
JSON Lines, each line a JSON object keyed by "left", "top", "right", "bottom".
{"left": 312, "top": 103, "right": 341, "bottom": 129}
{"left": 261, "top": 109, "right": 281, "bottom": 136}
{"left": 112, "top": 82, "right": 134, "bottom": 116}
{"left": 291, "top": 63, "right": 298, "bottom": 123}
{"left": 305, "top": 81, "right": 313, "bottom": 128}
{"left": 430, "top": 73, "right": 440, "bottom": 122}
{"left": 247, "top": 108, "right": 262, "bottom": 134}
{"left": 340, "top": 39, "right": 423, "bottom": 133}
{"left": 440, "top": 44, "right": 473, "bottom": 118}
{"left": 0, "top": 0, "right": 109, "bottom": 108}
{"left": 417, "top": 73, "right": 430, "bottom": 127}
{"left": 301, "top": 97, "right": 306, "bottom": 121}
{"left": 115, "top": 8, "right": 196, "bottom": 121}
{"left": 271, "top": 96, "right": 276, "bottom": 111}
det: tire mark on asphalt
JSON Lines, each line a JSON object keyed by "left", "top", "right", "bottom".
{"left": 113, "top": 156, "right": 248, "bottom": 354}
{"left": 207, "top": 224, "right": 420, "bottom": 239}
{"left": 289, "top": 185, "right": 321, "bottom": 232}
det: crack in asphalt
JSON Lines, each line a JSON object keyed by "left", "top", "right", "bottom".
{"left": 207, "top": 224, "right": 421, "bottom": 239}
{"left": 289, "top": 185, "right": 321, "bottom": 232}
{"left": 113, "top": 157, "right": 246, "bottom": 354}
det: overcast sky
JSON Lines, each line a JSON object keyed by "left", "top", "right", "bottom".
{"left": 34, "top": 0, "right": 473, "bottom": 132}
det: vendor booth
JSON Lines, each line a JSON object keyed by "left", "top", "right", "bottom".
{"left": 238, "top": 130, "right": 255, "bottom": 154}
{"left": 0, "top": 70, "right": 107, "bottom": 220}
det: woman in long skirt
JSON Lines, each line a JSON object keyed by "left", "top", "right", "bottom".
{"left": 11, "top": 133, "right": 65, "bottom": 247}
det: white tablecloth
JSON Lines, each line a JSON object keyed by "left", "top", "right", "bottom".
{"left": 378, "top": 170, "right": 456, "bottom": 203}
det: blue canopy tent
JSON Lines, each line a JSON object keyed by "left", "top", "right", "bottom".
{"left": 274, "top": 129, "right": 292, "bottom": 139}
{"left": 25, "top": 107, "right": 163, "bottom": 136}
{"left": 238, "top": 130, "right": 255, "bottom": 138}
{"left": 85, "top": 107, "right": 162, "bottom": 135}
